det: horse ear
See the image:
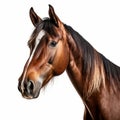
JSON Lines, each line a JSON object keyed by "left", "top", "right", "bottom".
{"left": 29, "top": 7, "right": 42, "bottom": 27}
{"left": 49, "top": 5, "right": 62, "bottom": 27}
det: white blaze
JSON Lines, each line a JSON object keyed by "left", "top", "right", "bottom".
{"left": 21, "top": 30, "right": 45, "bottom": 92}
{"left": 27, "top": 30, "right": 45, "bottom": 67}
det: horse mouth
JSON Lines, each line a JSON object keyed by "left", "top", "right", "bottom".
{"left": 22, "top": 90, "right": 40, "bottom": 99}
{"left": 22, "top": 88, "right": 41, "bottom": 99}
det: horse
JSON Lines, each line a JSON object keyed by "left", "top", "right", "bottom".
{"left": 18, "top": 5, "right": 120, "bottom": 120}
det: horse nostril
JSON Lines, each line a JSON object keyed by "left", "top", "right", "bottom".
{"left": 25, "top": 80, "right": 34, "bottom": 95}
{"left": 28, "top": 80, "right": 34, "bottom": 90}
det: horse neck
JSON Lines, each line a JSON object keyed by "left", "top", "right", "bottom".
{"left": 65, "top": 25, "right": 105, "bottom": 98}
{"left": 66, "top": 38, "right": 84, "bottom": 97}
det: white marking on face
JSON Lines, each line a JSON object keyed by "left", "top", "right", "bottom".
{"left": 27, "top": 30, "right": 45, "bottom": 67}
{"left": 21, "top": 30, "right": 45, "bottom": 93}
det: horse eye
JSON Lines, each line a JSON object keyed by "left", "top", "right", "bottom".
{"left": 49, "top": 41, "right": 57, "bottom": 47}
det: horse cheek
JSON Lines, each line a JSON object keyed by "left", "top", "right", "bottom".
{"left": 53, "top": 42, "right": 69, "bottom": 75}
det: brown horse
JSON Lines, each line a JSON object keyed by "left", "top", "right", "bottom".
{"left": 18, "top": 5, "right": 120, "bottom": 120}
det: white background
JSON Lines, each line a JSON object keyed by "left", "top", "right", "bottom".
{"left": 0, "top": 0, "right": 120, "bottom": 120}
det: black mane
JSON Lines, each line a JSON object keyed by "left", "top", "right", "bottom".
{"left": 64, "top": 24, "right": 120, "bottom": 88}
{"left": 42, "top": 18, "right": 57, "bottom": 36}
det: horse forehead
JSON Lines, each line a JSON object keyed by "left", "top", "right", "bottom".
{"left": 36, "top": 30, "right": 46, "bottom": 43}
{"left": 28, "top": 30, "right": 45, "bottom": 63}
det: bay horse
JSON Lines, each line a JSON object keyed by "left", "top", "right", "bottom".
{"left": 18, "top": 5, "right": 120, "bottom": 120}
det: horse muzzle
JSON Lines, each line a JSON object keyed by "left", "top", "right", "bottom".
{"left": 18, "top": 79, "right": 42, "bottom": 99}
